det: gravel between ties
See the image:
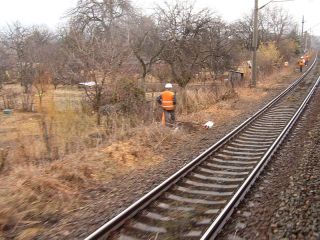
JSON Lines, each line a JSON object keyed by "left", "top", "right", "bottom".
{"left": 217, "top": 84, "right": 320, "bottom": 240}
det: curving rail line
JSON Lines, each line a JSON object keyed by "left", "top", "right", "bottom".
{"left": 85, "top": 55, "right": 319, "bottom": 240}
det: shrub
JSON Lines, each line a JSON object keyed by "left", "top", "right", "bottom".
{"left": 0, "top": 90, "right": 18, "bottom": 110}
{"left": 89, "top": 77, "right": 145, "bottom": 115}
{"left": 99, "top": 76, "right": 149, "bottom": 131}
{"left": 257, "top": 42, "right": 282, "bottom": 74}
{"left": 278, "top": 39, "right": 298, "bottom": 62}
{"left": 21, "top": 92, "right": 34, "bottom": 112}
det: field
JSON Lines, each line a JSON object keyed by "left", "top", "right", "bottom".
{"left": 0, "top": 66, "right": 300, "bottom": 239}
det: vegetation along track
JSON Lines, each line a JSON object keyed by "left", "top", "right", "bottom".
{"left": 85, "top": 56, "right": 320, "bottom": 240}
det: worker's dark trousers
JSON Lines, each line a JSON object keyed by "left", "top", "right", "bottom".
{"left": 164, "top": 110, "right": 175, "bottom": 126}
{"left": 300, "top": 66, "right": 303, "bottom": 72}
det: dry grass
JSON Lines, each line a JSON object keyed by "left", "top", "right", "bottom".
{"left": 131, "top": 123, "right": 189, "bottom": 151}
{"left": 0, "top": 112, "right": 45, "bottom": 167}
{"left": 48, "top": 107, "right": 100, "bottom": 156}
{"left": 258, "top": 65, "right": 297, "bottom": 89}
{"left": 0, "top": 134, "right": 164, "bottom": 237}
{"left": 179, "top": 66, "right": 296, "bottom": 128}
{"left": 0, "top": 167, "right": 77, "bottom": 236}
{"left": 176, "top": 88, "right": 218, "bottom": 114}
{"left": 178, "top": 98, "right": 241, "bottom": 128}
{"left": 0, "top": 88, "right": 168, "bottom": 236}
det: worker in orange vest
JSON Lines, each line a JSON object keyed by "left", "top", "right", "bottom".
{"left": 157, "top": 83, "right": 176, "bottom": 127}
{"left": 304, "top": 54, "right": 310, "bottom": 66}
{"left": 298, "top": 56, "right": 305, "bottom": 73}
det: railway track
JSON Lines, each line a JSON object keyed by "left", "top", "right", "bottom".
{"left": 86, "top": 56, "right": 320, "bottom": 240}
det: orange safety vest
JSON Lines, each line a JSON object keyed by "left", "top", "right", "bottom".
{"left": 298, "top": 59, "right": 305, "bottom": 66}
{"left": 161, "top": 90, "right": 175, "bottom": 111}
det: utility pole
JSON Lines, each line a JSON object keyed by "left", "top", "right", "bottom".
{"left": 251, "top": 0, "right": 258, "bottom": 87}
{"left": 301, "top": 15, "right": 305, "bottom": 53}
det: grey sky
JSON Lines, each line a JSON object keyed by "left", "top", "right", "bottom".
{"left": 0, "top": 0, "right": 319, "bottom": 35}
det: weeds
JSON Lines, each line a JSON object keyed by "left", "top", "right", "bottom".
{"left": 177, "top": 88, "right": 217, "bottom": 114}
{"left": 0, "top": 166, "right": 78, "bottom": 237}
{"left": 21, "top": 92, "right": 34, "bottom": 112}
{"left": 0, "top": 148, "right": 8, "bottom": 172}
{"left": 0, "top": 90, "right": 18, "bottom": 110}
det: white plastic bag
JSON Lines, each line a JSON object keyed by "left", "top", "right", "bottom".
{"left": 203, "top": 121, "right": 214, "bottom": 129}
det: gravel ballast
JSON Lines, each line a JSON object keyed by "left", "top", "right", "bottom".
{"left": 218, "top": 85, "right": 320, "bottom": 240}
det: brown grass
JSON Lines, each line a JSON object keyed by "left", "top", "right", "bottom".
{"left": 176, "top": 88, "right": 218, "bottom": 114}
{"left": 0, "top": 139, "right": 164, "bottom": 238}
{"left": 179, "top": 66, "right": 296, "bottom": 128}
{"left": 0, "top": 167, "right": 77, "bottom": 235}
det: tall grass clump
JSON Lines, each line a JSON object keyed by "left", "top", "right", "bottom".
{"left": 97, "top": 76, "right": 152, "bottom": 135}
{"left": 44, "top": 95, "right": 102, "bottom": 158}
{"left": 176, "top": 88, "right": 219, "bottom": 114}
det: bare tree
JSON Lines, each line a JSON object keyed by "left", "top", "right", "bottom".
{"left": 26, "top": 27, "right": 54, "bottom": 107}
{"left": 2, "top": 22, "right": 34, "bottom": 93}
{"left": 66, "top": 0, "right": 135, "bottom": 125}
{"left": 259, "top": 6, "right": 294, "bottom": 44}
{"left": 231, "top": 6, "right": 294, "bottom": 50}
{"left": 46, "top": 34, "right": 72, "bottom": 89}
{"left": 230, "top": 6, "right": 298, "bottom": 75}
{"left": 230, "top": 15, "right": 253, "bottom": 50}
{"left": 0, "top": 43, "right": 12, "bottom": 89}
{"left": 2, "top": 23, "right": 53, "bottom": 94}
{"left": 155, "top": 0, "right": 211, "bottom": 88}
{"left": 129, "top": 15, "right": 165, "bottom": 91}
{"left": 202, "top": 19, "right": 236, "bottom": 78}
{"left": 68, "top": 0, "right": 134, "bottom": 35}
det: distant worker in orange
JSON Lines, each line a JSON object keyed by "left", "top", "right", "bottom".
{"left": 298, "top": 56, "right": 305, "bottom": 73}
{"left": 157, "top": 83, "right": 176, "bottom": 127}
{"left": 304, "top": 54, "right": 310, "bottom": 66}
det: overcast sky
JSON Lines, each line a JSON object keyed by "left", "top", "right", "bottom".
{"left": 0, "top": 0, "right": 319, "bottom": 35}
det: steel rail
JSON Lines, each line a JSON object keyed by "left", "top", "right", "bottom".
{"left": 85, "top": 56, "right": 317, "bottom": 240}
{"left": 202, "top": 72, "right": 320, "bottom": 240}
